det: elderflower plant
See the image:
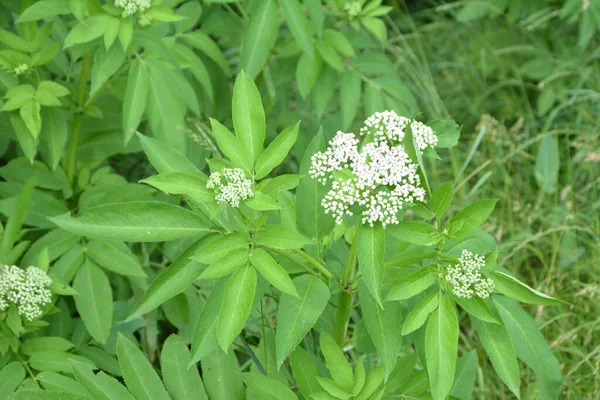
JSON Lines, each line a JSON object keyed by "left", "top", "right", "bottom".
{"left": 446, "top": 250, "right": 495, "bottom": 299}
{"left": 115, "top": 0, "right": 151, "bottom": 16}
{"left": 310, "top": 111, "right": 437, "bottom": 227}
{"left": 207, "top": 167, "right": 254, "bottom": 208}
{"left": 0, "top": 265, "right": 53, "bottom": 321}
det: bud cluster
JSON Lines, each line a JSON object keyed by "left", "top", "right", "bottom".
{"left": 0, "top": 265, "right": 53, "bottom": 321}
{"left": 207, "top": 168, "right": 254, "bottom": 208}
{"left": 446, "top": 250, "right": 495, "bottom": 299}
{"left": 115, "top": 0, "right": 151, "bottom": 16}
{"left": 309, "top": 111, "right": 437, "bottom": 227}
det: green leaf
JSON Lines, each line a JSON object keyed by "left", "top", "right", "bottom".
{"left": 117, "top": 334, "right": 170, "bottom": 400}
{"left": 351, "top": 362, "right": 366, "bottom": 395}
{"left": 73, "top": 260, "right": 112, "bottom": 344}
{"left": 242, "top": 371, "right": 297, "bottom": 400}
{"left": 240, "top": 0, "right": 279, "bottom": 79}
{"left": 69, "top": 0, "right": 86, "bottom": 22}
{"left": 141, "top": 172, "right": 213, "bottom": 203}
{"left": 320, "top": 331, "right": 353, "bottom": 389}
{"left": 362, "top": 17, "right": 387, "bottom": 47}
{"left": 393, "top": 221, "right": 439, "bottom": 246}
{"left": 290, "top": 348, "right": 320, "bottom": 396}
{"left": 217, "top": 265, "right": 257, "bottom": 351}
{"left": 245, "top": 191, "right": 282, "bottom": 210}
{"left": 129, "top": 237, "right": 211, "bottom": 320}
{"left": 29, "top": 351, "right": 95, "bottom": 373}
{"left": 323, "top": 30, "right": 354, "bottom": 57}
{"left": 359, "top": 281, "right": 403, "bottom": 379}
{"left": 41, "top": 108, "right": 67, "bottom": 171}
{"left": 425, "top": 293, "right": 459, "bottom": 400}
{"left": 495, "top": 296, "right": 561, "bottom": 400}
{"left": 0, "top": 363, "right": 25, "bottom": 398}
{"left": 490, "top": 271, "right": 562, "bottom": 305}
{"left": 122, "top": 60, "right": 149, "bottom": 144}
{"left": 357, "top": 223, "right": 385, "bottom": 307}
{"left": 251, "top": 248, "right": 298, "bottom": 296}
{"left": 316, "top": 40, "right": 343, "bottom": 71}
{"left": 86, "top": 240, "right": 146, "bottom": 278}
{"left": 71, "top": 361, "right": 134, "bottom": 400}
{"left": 182, "top": 32, "right": 231, "bottom": 76}
{"left": 255, "top": 224, "right": 312, "bottom": 249}
{"left": 137, "top": 133, "right": 201, "bottom": 175}
{"left": 17, "top": 0, "right": 71, "bottom": 22}
{"left": 280, "top": 0, "right": 314, "bottom": 58}
{"left": 210, "top": 118, "right": 253, "bottom": 175}
{"left": 276, "top": 275, "right": 330, "bottom": 366}
{"left": 191, "top": 233, "right": 248, "bottom": 264}
{"left": 202, "top": 348, "right": 244, "bottom": 400}
{"left": 454, "top": 296, "right": 499, "bottom": 323}
{"left": 428, "top": 120, "right": 461, "bottom": 148}
{"left": 535, "top": 134, "right": 559, "bottom": 194}
{"left": 190, "top": 278, "right": 227, "bottom": 364}
{"left": 296, "top": 128, "right": 334, "bottom": 242}
{"left": 50, "top": 202, "right": 211, "bottom": 242}
{"left": 161, "top": 335, "right": 208, "bottom": 400}
{"left": 20, "top": 100, "right": 42, "bottom": 138}
{"left": 448, "top": 199, "right": 498, "bottom": 239}
{"left": 471, "top": 318, "right": 520, "bottom": 398}
{"left": 199, "top": 249, "right": 247, "bottom": 280}
{"left": 340, "top": 70, "right": 361, "bottom": 130}
{"left": 401, "top": 291, "right": 439, "bottom": 335}
{"left": 255, "top": 121, "right": 300, "bottom": 179}
{"left": 64, "top": 17, "right": 108, "bottom": 48}
{"left": 430, "top": 181, "right": 454, "bottom": 220}
{"left": 355, "top": 366, "right": 384, "bottom": 400}
{"left": 232, "top": 71, "right": 266, "bottom": 163}
{"left": 386, "top": 267, "right": 437, "bottom": 301}
{"left": 148, "top": 6, "right": 185, "bottom": 21}
{"left": 450, "top": 351, "right": 478, "bottom": 400}
{"left": 21, "top": 337, "right": 74, "bottom": 355}
{"left": 317, "top": 377, "right": 351, "bottom": 399}
{"left": 304, "top": 0, "right": 324, "bottom": 36}
{"left": 37, "top": 372, "right": 87, "bottom": 395}
{"left": 296, "top": 52, "right": 322, "bottom": 98}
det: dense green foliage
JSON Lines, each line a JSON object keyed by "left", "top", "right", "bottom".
{"left": 0, "top": 0, "right": 598, "bottom": 399}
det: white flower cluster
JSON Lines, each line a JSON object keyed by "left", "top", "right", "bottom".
{"left": 207, "top": 168, "right": 254, "bottom": 208}
{"left": 115, "top": 0, "right": 151, "bottom": 16}
{"left": 309, "top": 111, "right": 437, "bottom": 227}
{"left": 359, "top": 111, "right": 438, "bottom": 151}
{"left": 0, "top": 265, "right": 52, "bottom": 321}
{"left": 446, "top": 250, "right": 494, "bottom": 299}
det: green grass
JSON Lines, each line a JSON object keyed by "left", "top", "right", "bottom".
{"left": 386, "top": 4, "right": 600, "bottom": 398}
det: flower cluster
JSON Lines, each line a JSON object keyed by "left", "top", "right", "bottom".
{"left": 207, "top": 168, "right": 254, "bottom": 208}
{"left": 309, "top": 111, "right": 437, "bottom": 227}
{"left": 0, "top": 265, "right": 53, "bottom": 321}
{"left": 115, "top": 0, "right": 151, "bottom": 16}
{"left": 446, "top": 250, "right": 494, "bottom": 299}
{"left": 13, "top": 64, "right": 29, "bottom": 75}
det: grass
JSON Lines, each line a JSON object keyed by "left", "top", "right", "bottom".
{"left": 387, "top": 3, "right": 600, "bottom": 398}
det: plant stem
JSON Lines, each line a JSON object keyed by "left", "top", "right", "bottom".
{"left": 64, "top": 52, "right": 91, "bottom": 184}
{"left": 333, "top": 232, "right": 358, "bottom": 347}
{"left": 293, "top": 249, "right": 333, "bottom": 279}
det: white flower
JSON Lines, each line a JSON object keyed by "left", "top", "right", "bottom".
{"left": 207, "top": 168, "right": 254, "bottom": 208}
{"left": 115, "top": 0, "right": 151, "bottom": 16}
{"left": 310, "top": 111, "right": 436, "bottom": 227}
{"left": 446, "top": 250, "right": 494, "bottom": 299}
{"left": 0, "top": 265, "right": 53, "bottom": 321}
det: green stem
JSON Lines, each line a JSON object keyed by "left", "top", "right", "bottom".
{"left": 333, "top": 232, "right": 358, "bottom": 347}
{"left": 64, "top": 52, "right": 92, "bottom": 184}
{"left": 293, "top": 249, "right": 333, "bottom": 279}
{"left": 16, "top": 353, "right": 38, "bottom": 385}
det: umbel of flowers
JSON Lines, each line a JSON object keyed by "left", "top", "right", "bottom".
{"left": 446, "top": 250, "right": 494, "bottom": 298}
{"left": 309, "top": 111, "right": 438, "bottom": 227}
{"left": 115, "top": 0, "right": 151, "bottom": 16}
{"left": 0, "top": 265, "right": 52, "bottom": 321}
{"left": 207, "top": 167, "right": 254, "bottom": 208}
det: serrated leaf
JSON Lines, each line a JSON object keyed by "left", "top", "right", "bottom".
{"left": 402, "top": 291, "right": 439, "bottom": 335}
{"left": 242, "top": 371, "right": 297, "bottom": 400}
{"left": 255, "top": 224, "right": 312, "bottom": 249}
{"left": 251, "top": 248, "right": 298, "bottom": 296}
{"left": 431, "top": 181, "right": 454, "bottom": 219}
{"left": 449, "top": 199, "right": 498, "bottom": 239}
{"left": 255, "top": 121, "right": 299, "bottom": 179}
{"left": 357, "top": 223, "right": 385, "bottom": 307}
{"left": 232, "top": 71, "right": 265, "bottom": 163}
{"left": 73, "top": 261, "right": 112, "bottom": 344}
{"left": 320, "top": 331, "right": 353, "bottom": 389}
{"left": 161, "top": 335, "right": 208, "bottom": 400}
{"left": 240, "top": 0, "right": 279, "bottom": 79}
{"left": 280, "top": 0, "right": 314, "bottom": 58}
{"left": 276, "top": 275, "right": 329, "bottom": 366}
{"left": 386, "top": 267, "right": 437, "bottom": 301}
{"left": 190, "top": 278, "right": 227, "bottom": 364}
{"left": 490, "top": 271, "right": 562, "bottom": 306}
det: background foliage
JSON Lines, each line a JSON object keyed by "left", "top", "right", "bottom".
{"left": 0, "top": 0, "right": 598, "bottom": 399}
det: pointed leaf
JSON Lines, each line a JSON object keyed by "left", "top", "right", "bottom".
{"left": 73, "top": 261, "right": 112, "bottom": 344}
{"left": 357, "top": 223, "right": 385, "bottom": 307}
